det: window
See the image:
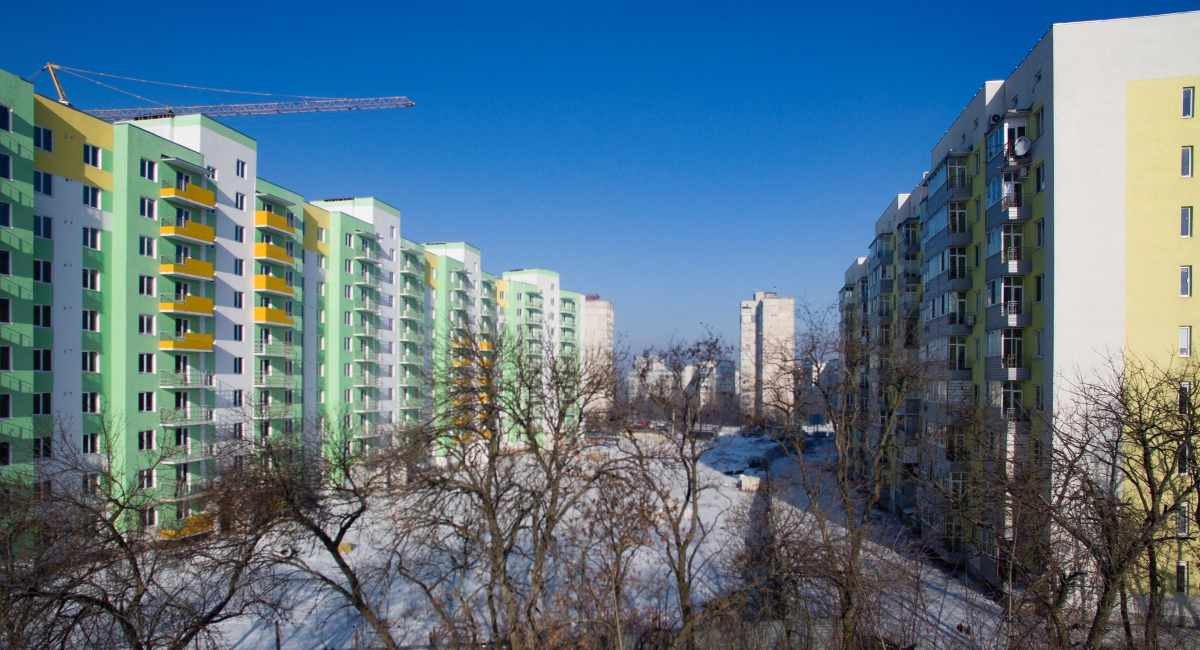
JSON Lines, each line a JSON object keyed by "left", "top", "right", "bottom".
{"left": 343, "top": 311, "right": 351, "bottom": 325}
{"left": 317, "top": 363, "right": 324, "bottom": 377}
{"left": 33, "top": 392, "right": 51, "bottom": 415}
{"left": 83, "top": 227, "right": 100, "bottom": 249}
{"left": 345, "top": 233, "right": 353, "bottom": 247}
{"left": 82, "top": 268, "right": 99, "bottom": 291}
{"left": 317, "top": 281, "right": 326, "bottom": 296}
{"left": 82, "top": 185, "right": 101, "bottom": 208}
{"left": 343, "top": 337, "right": 352, "bottom": 351}
{"left": 138, "top": 275, "right": 155, "bottom": 296}
{"left": 139, "top": 196, "right": 156, "bottom": 218}
{"left": 140, "top": 158, "right": 157, "bottom": 180}
{"left": 317, "top": 309, "right": 325, "bottom": 323}
{"left": 0, "top": 441, "right": 7, "bottom": 465}
{"left": 0, "top": 154, "right": 9, "bottom": 180}
{"left": 344, "top": 259, "right": 352, "bottom": 273}
{"left": 0, "top": 105, "right": 8, "bottom": 132}
{"left": 234, "top": 225, "right": 245, "bottom": 242}
{"left": 82, "top": 350, "right": 98, "bottom": 372}
{"left": 1034, "top": 385, "right": 1044, "bottom": 411}
{"left": 344, "top": 363, "right": 352, "bottom": 377}
{"left": 33, "top": 126, "right": 53, "bottom": 152}
{"left": 344, "top": 284, "right": 352, "bottom": 299}
{"left": 232, "top": 389, "right": 243, "bottom": 407}
{"left": 235, "top": 192, "right": 245, "bottom": 210}
{"left": 1034, "top": 108, "right": 1045, "bottom": 137}
{"left": 233, "top": 324, "right": 244, "bottom": 341}
{"left": 32, "top": 349, "right": 50, "bottom": 371}
{"left": 317, "top": 227, "right": 326, "bottom": 242}
{"left": 1035, "top": 275, "right": 1044, "bottom": 302}
{"left": 33, "top": 305, "right": 51, "bottom": 328}
{"left": 0, "top": 347, "right": 9, "bottom": 371}
{"left": 318, "top": 254, "right": 326, "bottom": 269}
{"left": 32, "top": 260, "right": 51, "bottom": 283}
{"left": 33, "top": 171, "right": 52, "bottom": 195}
{"left": 137, "top": 392, "right": 154, "bottom": 412}
{"left": 233, "top": 258, "right": 244, "bottom": 276}
{"left": 33, "top": 437, "right": 51, "bottom": 458}
{"left": 0, "top": 203, "right": 8, "bottom": 228}
{"left": 138, "top": 314, "right": 155, "bottom": 334}
{"left": 1186, "top": 87, "right": 1195, "bottom": 119}
{"left": 138, "top": 236, "right": 155, "bottom": 257}
{"left": 82, "top": 310, "right": 99, "bottom": 332}
{"left": 1179, "top": 502, "right": 1191, "bottom": 538}
{"left": 1179, "top": 563, "right": 1190, "bottom": 595}
{"left": 233, "top": 291, "right": 244, "bottom": 308}
{"left": 1184, "top": 147, "right": 1194, "bottom": 178}
{"left": 83, "top": 143, "right": 101, "bottom": 168}
{"left": 82, "top": 392, "right": 99, "bottom": 413}
{"left": 34, "top": 215, "right": 51, "bottom": 239}
{"left": 82, "top": 433, "right": 99, "bottom": 455}
{"left": 235, "top": 159, "right": 246, "bottom": 178}
{"left": 1035, "top": 329, "right": 1044, "bottom": 358}
{"left": 138, "top": 469, "right": 156, "bottom": 489}
{"left": 1035, "top": 165, "right": 1045, "bottom": 192}
{"left": 1, "top": 250, "right": 13, "bottom": 275}
{"left": 1181, "top": 382, "right": 1191, "bottom": 415}
{"left": 137, "top": 353, "right": 154, "bottom": 374}
{"left": 1183, "top": 266, "right": 1193, "bottom": 297}
{"left": 138, "top": 430, "right": 155, "bottom": 451}
{"left": 233, "top": 357, "right": 244, "bottom": 374}
{"left": 0, "top": 394, "right": 9, "bottom": 418}
{"left": 1184, "top": 207, "right": 1194, "bottom": 238}
{"left": 1183, "top": 327, "right": 1193, "bottom": 358}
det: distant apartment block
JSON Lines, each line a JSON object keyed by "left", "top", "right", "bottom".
{"left": 739, "top": 291, "right": 795, "bottom": 418}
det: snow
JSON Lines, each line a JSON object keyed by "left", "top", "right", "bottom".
{"left": 216, "top": 430, "right": 1004, "bottom": 649}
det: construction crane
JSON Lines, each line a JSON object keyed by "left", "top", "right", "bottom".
{"left": 37, "top": 63, "right": 414, "bottom": 123}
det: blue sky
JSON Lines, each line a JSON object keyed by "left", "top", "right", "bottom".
{"left": 3, "top": 1, "right": 1195, "bottom": 352}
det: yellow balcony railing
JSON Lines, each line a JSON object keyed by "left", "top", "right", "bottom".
{"left": 160, "top": 255, "right": 214, "bottom": 281}
{"left": 255, "top": 211, "right": 295, "bottom": 236}
{"left": 160, "top": 512, "right": 214, "bottom": 539}
{"left": 254, "top": 274, "right": 294, "bottom": 296}
{"left": 160, "top": 218, "right": 215, "bottom": 245}
{"left": 254, "top": 242, "right": 294, "bottom": 265}
{"left": 160, "top": 183, "right": 216, "bottom": 209}
{"left": 254, "top": 307, "right": 294, "bottom": 326}
{"left": 158, "top": 294, "right": 214, "bottom": 316}
{"left": 159, "top": 332, "right": 214, "bottom": 352}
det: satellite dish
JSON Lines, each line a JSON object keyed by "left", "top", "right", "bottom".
{"left": 1013, "top": 136, "right": 1032, "bottom": 156}
{"left": 991, "top": 114, "right": 1002, "bottom": 124}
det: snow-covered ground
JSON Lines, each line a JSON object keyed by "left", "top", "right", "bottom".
{"left": 218, "top": 431, "right": 1003, "bottom": 649}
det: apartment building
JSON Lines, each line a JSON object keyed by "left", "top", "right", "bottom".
{"left": 0, "top": 66, "right": 611, "bottom": 535}
{"left": 838, "top": 11, "right": 1200, "bottom": 594}
{"left": 739, "top": 291, "right": 795, "bottom": 419}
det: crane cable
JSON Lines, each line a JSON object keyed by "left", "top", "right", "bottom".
{"left": 55, "top": 68, "right": 169, "bottom": 107}
{"left": 50, "top": 65, "right": 342, "bottom": 100}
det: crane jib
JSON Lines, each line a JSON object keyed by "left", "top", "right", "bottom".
{"left": 83, "top": 97, "right": 415, "bottom": 122}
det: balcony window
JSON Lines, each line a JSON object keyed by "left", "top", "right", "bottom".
{"left": 1184, "top": 147, "right": 1194, "bottom": 178}
{"left": 1186, "top": 87, "right": 1195, "bottom": 119}
{"left": 1183, "top": 266, "right": 1193, "bottom": 297}
{"left": 1184, "top": 207, "right": 1194, "bottom": 238}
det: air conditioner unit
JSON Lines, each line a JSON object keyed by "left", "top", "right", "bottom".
{"left": 965, "top": 315, "right": 976, "bottom": 327}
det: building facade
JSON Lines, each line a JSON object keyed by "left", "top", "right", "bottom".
{"left": 838, "top": 11, "right": 1200, "bottom": 596}
{"left": 739, "top": 291, "right": 795, "bottom": 419}
{"left": 0, "top": 68, "right": 612, "bottom": 535}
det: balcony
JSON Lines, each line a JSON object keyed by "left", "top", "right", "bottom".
{"left": 986, "top": 246, "right": 1033, "bottom": 278}
{"left": 354, "top": 273, "right": 381, "bottom": 288}
{"left": 159, "top": 370, "right": 213, "bottom": 388}
{"left": 985, "top": 353, "right": 1032, "bottom": 382}
{"left": 254, "top": 274, "right": 294, "bottom": 297}
{"left": 159, "top": 293, "right": 213, "bottom": 317}
{"left": 397, "top": 398, "right": 424, "bottom": 409}
{"left": 254, "top": 211, "right": 295, "bottom": 236}
{"left": 353, "top": 323, "right": 379, "bottom": 337}
{"left": 160, "top": 217, "right": 215, "bottom": 245}
{"left": 353, "top": 300, "right": 382, "bottom": 314}
{"left": 923, "top": 267, "right": 971, "bottom": 294}
{"left": 254, "top": 242, "right": 294, "bottom": 265}
{"left": 159, "top": 407, "right": 213, "bottom": 426}
{"left": 159, "top": 332, "right": 214, "bottom": 352}
{"left": 355, "top": 247, "right": 383, "bottom": 264}
{"left": 254, "top": 307, "right": 294, "bottom": 327}
{"left": 254, "top": 372, "right": 298, "bottom": 387}
{"left": 353, "top": 374, "right": 380, "bottom": 387}
{"left": 399, "top": 307, "right": 423, "bottom": 320}
{"left": 398, "top": 329, "right": 422, "bottom": 343}
{"left": 254, "top": 341, "right": 299, "bottom": 358}
{"left": 251, "top": 404, "right": 299, "bottom": 420}
{"left": 353, "top": 400, "right": 382, "bottom": 413}
{"left": 160, "top": 255, "right": 214, "bottom": 281}
{"left": 160, "top": 180, "right": 215, "bottom": 210}
{"left": 985, "top": 194, "right": 1032, "bottom": 230}
{"left": 354, "top": 349, "right": 381, "bottom": 362}
{"left": 985, "top": 301, "right": 1032, "bottom": 329}
{"left": 399, "top": 352, "right": 424, "bottom": 365}
{"left": 561, "top": 300, "right": 576, "bottom": 314}
{"left": 399, "top": 283, "right": 423, "bottom": 298}
{"left": 159, "top": 512, "right": 215, "bottom": 540}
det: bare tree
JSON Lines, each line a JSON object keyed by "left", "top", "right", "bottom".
{"left": 0, "top": 405, "right": 282, "bottom": 650}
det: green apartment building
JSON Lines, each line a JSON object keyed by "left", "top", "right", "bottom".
{"left": 0, "top": 65, "right": 609, "bottom": 535}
